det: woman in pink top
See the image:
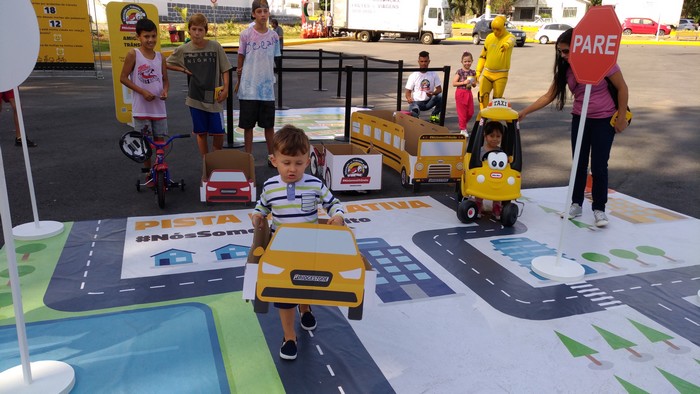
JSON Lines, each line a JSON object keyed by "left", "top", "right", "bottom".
{"left": 517, "top": 28, "right": 629, "bottom": 228}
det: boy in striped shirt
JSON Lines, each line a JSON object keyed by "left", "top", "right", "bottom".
{"left": 251, "top": 124, "right": 344, "bottom": 360}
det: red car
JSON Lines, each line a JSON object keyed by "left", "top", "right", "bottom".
{"left": 205, "top": 169, "right": 254, "bottom": 203}
{"left": 621, "top": 18, "right": 671, "bottom": 36}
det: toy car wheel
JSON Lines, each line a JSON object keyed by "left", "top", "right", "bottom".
{"left": 180, "top": 179, "right": 185, "bottom": 191}
{"left": 325, "top": 168, "right": 332, "bottom": 188}
{"left": 457, "top": 199, "right": 478, "bottom": 223}
{"left": 136, "top": 179, "right": 141, "bottom": 192}
{"left": 348, "top": 294, "right": 364, "bottom": 320}
{"left": 310, "top": 152, "right": 319, "bottom": 177}
{"left": 500, "top": 202, "right": 518, "bottom": 227}
{"left": 400, "top": 168, "right": 410, "bottom": 189}
{"left": 253, "top": 294, "right": 269, "bottom": 314}
{"left": 156, "top": 172, "right": 166, "bottom": 209}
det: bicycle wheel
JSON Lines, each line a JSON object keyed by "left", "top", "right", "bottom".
{"left": 155, "top": 171, "right": 166, "bottom": 209}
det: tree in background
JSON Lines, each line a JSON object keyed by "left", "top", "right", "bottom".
{"left": 683, "top": 0, "right": 700, "bottom": 21}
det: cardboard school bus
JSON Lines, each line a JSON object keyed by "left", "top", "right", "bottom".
{"left": 350, "top": 110, "right": 466, "bottom": 191}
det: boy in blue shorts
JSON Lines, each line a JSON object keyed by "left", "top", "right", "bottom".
{"left": 251, "top": 125, "right": 345, "bottom": 360}
{"left": 167, "top": 13, "right": 232, "bottom": 158}
{"left": 237, "top": 0, "right": 280, "bottom": 166}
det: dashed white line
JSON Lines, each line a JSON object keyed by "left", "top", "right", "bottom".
{"left": 658, "top": 303, "right": 672, "bottom": 311}
{"left": 150, "top": 285, "right": 165, "bottom": 289}
{"left": 458, "top": 258, "right": 467, "bottom": 265}
{"left": 119, "top": 288, "right": 136, "bottom": 293}
{"left": 316, "top": 345, "right": 324, "bottom": 355}
{"left": 432, "top": 235, "right": 439, "bottom": 239}
{"left": 629, "top": 286, "right": 642, "bottom": 290}
{"left": 671, "top": 280, "right": 682, "bottom": 284}
{"left": 91, "top": 242, "right": 95, "bottom": 248}
{"left": 543, "top": 299, "right": 555, "bottom": 303}
{"left": 86, "top": 260, "right": 91, "bottom": 267}
{"left": 471, "top": 267, "right": 480, "bottom": 274}
{"left": 446, "top": 249, "right": 454, "bottom": 256}
{"left": 88, "top": 291, "right": 104, "bottom": 295}
{"left": 691, "top": 277, "right": 700, "bottom": 281}
{"left": 485, "top": 229, "right": 495, "bottom": 232}
{"left": 83, "top": 271, "right": 88, "bottom": 278}
{"left": 93, "top": 234, "right": 98, "bottom": 240}
{"left": 207, "top": 278, "right": 223, "bottom": 282}
{"left": 591, "top": 296, "right": 614, "bottom": 302}
{"left": 570, "top": 284, "right": 592, "bottom": 289}
{"left": 651, "top": 283, "right": 662, "bottom": 286}
{"left": 566, "top": 295, "right": 578, "bottom": 299}
{"left": 515, "top": 299, "right": 530, "bottom": 304}
{"left": 434, "top": 241, "right": 443, "bottom": 247}
{"left": 612, "top": 289, "right": 624, "bottom": 293}
{"left": 80, "top": 282, "right": 85, "bottom": 290}
{"left": 179, "top": 282, "right": 194, "bottom": 286}
{"left": 485, "top": 279, "right": 494, "bottom": 285}
{"left": 599, "top": 301, "right": 622, "bottom": 307}
{"left": 309, "top": 331, "right": 315, "bottom": 338}
{"left": 326, "top": 364, "right": 335, "bottom": 377}
{"left": 577, "top": 288, "right": 600, "bottom": 293}
{"left": 95, "top": 226, "right": 100, "bottom": 233}
{"left": 447, "top": 232, "right": 457, "bottom": 236}
{"left": 582, "top": 292, "right": 606, "bottom": 297}
{"left": 684, "top": 317, "right": 699, "bottom": 326}
{"left": 88, "top": 250, "right": 93, "bottom": 257}
{"left": 338, "top": 387, "right": 345, "bottom": 394}
{"left": 501, "top": 290, "right": 511, "bottom": 297}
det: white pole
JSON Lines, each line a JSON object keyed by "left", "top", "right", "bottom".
{"left": 0, "top": 145, "right": 33, "bottom": 385}
{"left": 553, "top": 83, "right": 592, "bottom": 262}
{"left": 13, "top": 88, "right": 40, "bottom": 226}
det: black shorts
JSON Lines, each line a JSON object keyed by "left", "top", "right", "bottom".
{"left": 238, "top": 100, "right": 275, "bottom": 129}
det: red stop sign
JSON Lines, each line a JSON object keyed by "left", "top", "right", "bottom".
{"left": 569, "top": 6, "right": 622, "bottom": 84}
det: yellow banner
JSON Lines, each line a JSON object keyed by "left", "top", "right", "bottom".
{"left": 31, "top": 0, "right": 94, "bottom": 70}
{"left": 106, "top": 2, "right": 160, "bottom": 124}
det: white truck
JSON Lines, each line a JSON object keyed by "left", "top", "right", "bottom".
{"left": 332, "top": 0, "right": 452, "bottom": 45}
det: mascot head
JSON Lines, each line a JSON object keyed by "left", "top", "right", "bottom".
{"left": 491, "top": 15, "right": 507, "bottom": 38}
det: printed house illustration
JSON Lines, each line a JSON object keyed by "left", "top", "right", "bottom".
{"left": 151, "top": 248, "right": 195, "bottom": 266}
{"left": 212, "top": 244, "right": 250, "bottom": 261}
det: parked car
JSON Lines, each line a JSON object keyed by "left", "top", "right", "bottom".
{"left": 467, "top": 14, "right": 506, "bottom": 25}
{"left": 472, "top": 18, "right": 526, "bottom": 47}
{"left": 677, "top": 18, "right": 698, "bottom": 30}
{"left": 534, "top": 23, "right": 573, "bottom": 44}
{"left": 621, "top": 18, "right": 671, "bottom": 36}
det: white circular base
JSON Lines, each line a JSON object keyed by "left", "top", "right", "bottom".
{"left": 0, "top": 361, "right": 75, "bottom": 394}
{"left": 532, "top": 255, "right": 585, "bottom": 282}
{"left": 12, "top": 221, "right": 64, "bottom": 241}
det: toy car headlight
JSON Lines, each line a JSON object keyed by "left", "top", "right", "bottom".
{"left": 207, "top": 186, "right": 217, "bottom": 191}
{"left": 339, "top": 268, "right": 362, "bottom": 280}
{"left": 415, "top": 163, "right": 424, "bottom": 171}
{"left": 240, "top": 186, "right": 250, "bottom": 192}
{"left": 262, "top": 262, "right": 284, "bottom": 275}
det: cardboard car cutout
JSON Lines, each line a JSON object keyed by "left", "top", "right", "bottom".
{"left": 199, "top": 150, "right": 256, "bottom": 204}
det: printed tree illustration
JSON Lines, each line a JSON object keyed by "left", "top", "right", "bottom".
{"left": 614, "top": 375, "right": 650, "bottom": 394}
{"left": 627, "top": 318, "right": 680, "bottom": 350}
{"left": 555, "top": 331, "right": 602, "bottom": 366}
{"left": 15, "top": 243, "right": 46, "bottom": 261}
{"left": 592, "top": 325, "right": 641, "bottom": 357}
{"left": 657, "top": 367, "right": 700, "bottom": 393}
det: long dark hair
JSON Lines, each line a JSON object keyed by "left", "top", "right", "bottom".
{"left": 553, "top": 28, "right": 573, "bottom": 110}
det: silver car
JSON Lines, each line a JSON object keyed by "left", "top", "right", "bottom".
{"left": 534, "top": 23, "right": 573, "bottom": 44}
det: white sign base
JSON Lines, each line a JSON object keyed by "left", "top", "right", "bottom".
{"left": 531, "top": 255, "right": 585, "bottom": 282}
{"left": 0, "top": 361, "right": 75, "bottom": 394}
{"left": 12, "top": 221, "right": 64, "bottom": 241}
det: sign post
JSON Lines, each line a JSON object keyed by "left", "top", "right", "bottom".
{"left": 532, "top": 5, "right": 622, "bottom": 282}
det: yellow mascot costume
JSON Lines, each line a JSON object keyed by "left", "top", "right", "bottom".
{"left": 476, "top": 15, "right": 516, "bottom": 111}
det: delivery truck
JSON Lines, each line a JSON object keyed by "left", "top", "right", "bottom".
{"left": 332, "top": 0, "right": 452, "bottom": 45}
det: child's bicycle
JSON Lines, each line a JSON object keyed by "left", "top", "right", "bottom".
{"left": 127, "top": 133, "right": 191, "bottom": 209}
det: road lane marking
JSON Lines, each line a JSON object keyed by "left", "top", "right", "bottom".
{"left": 119, "top": 288, "right": 136, "bottom": 293}
{"left": 543, "top": 299, "right": 555, "bottom": 303}
{"left": 684, "top": 317, "right": 699, "bottom": 326}
{"left": 566, "top": 296, "right": 578, "bottom": 299}
{"left": 207, "top": 278, "right": 223, "bottom": 282}
{"left": 671, "top": 280, "right": 682, "bottom": 284}
{"left": 501, "top": 290, "right": 511, "bottom": 297}
{"left": 471, "top": 268, "right": 480, "bottom": 274}
{"left": 150, "top": 285, "right": 165, "bottom": 289}
{"left": 458, "top": 258, "right": 467, "bottom": 265}
{"left": 515, "top": 299, "right": 530, "bottom": 304}
{"left": 316, "top": 345, "right": 324, "bottom": 355}
{"left": 326, "top": 364, "right": 335, "bottom": 376}
{"left": 179, "top": 282, "right": 194, "bottom": 286}
{"left": 485, "top": 279, "right": 494, "bottom": 285}
{"left": 629, "top": 286, "right": 642, "bottom": 290}
{"left": 657, "top": 303, "right": 672, "bottom": 311}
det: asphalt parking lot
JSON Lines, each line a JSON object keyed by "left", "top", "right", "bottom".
{"left": 1, "top": 39, "right": 698, "bottom": 243}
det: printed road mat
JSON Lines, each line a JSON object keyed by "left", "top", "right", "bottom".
{"left": 1, "top": 187, "right": 699, "bottom": 393}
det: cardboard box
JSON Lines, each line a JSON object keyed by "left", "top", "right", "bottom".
{"left": 199, "top": 150, "right": 256, "bottom": 204}
{"left": 242, "top": 220, "right": 376, "bottom": 320}
{"left": 310, "top": 143, "right": 382, "bottom": 191}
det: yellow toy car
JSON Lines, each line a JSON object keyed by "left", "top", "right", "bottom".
{"left": 457, "top": 99, "right": 522, "bottom": 227}
{"left": 252, "top": 223, "right": 367, "bottom": 320}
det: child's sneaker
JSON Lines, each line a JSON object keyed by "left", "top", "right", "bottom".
{"left": 492, "top": 201, "right": 502, "bottom": 220}
{"left": 279, "top": 339, "right": 297, "bottom": 360}
{"left": 429, "top": 115, "right": 440, "bottom": 124}
{"left": 593, "top": 210, "right": 609, "bottom": 227}
{"left": 460, "top": 129, "right": 470, "bottom": 138}
{"left": 299, "top": 306, "right": 317, "bottom": 331}
{"left": 568, "top": 203, "right": 582, "bottom": 218}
